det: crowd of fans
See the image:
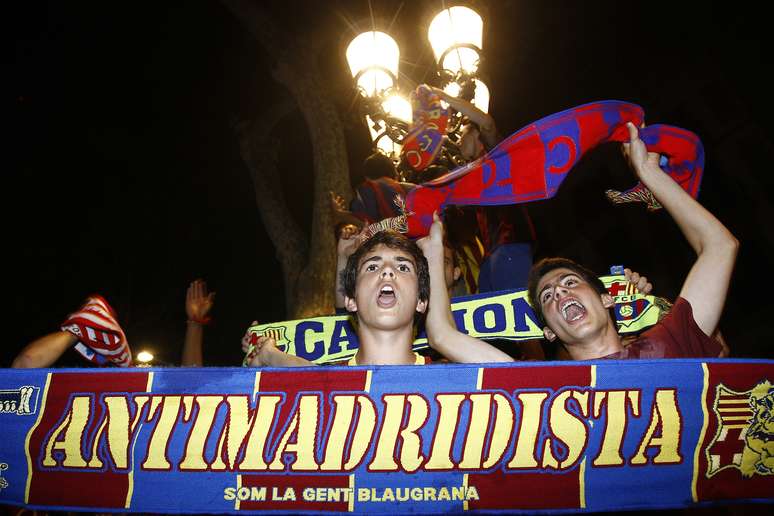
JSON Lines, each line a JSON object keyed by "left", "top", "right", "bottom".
{"left": 12, "top": 91, "right": 737, "bottom": 371}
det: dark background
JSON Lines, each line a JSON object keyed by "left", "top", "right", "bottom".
{"left": 8, "top": 1, "right": 774, "bottom": 366}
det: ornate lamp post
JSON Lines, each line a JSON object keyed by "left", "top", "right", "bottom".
{"left": 428, "top": 5, "right": 490, "bottom": 141}
{"left": 346, "top": 31, "right": 411, "bottom": 161}
{"left": 346, "top": 6, "right": 488, "bottom": 172}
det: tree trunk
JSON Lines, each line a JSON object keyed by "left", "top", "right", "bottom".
{"left": 223, "top": 0, "right": 351, "bottom": 319}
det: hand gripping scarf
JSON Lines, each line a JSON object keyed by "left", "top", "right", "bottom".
{"left": 60, "top": 295, "right": 132, "bottom": 367}
{"left": 399, "top": 100, "right": 704, "bottom": 237}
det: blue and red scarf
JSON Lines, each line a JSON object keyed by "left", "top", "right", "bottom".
{"left": 403, "top": 100, "right": 704, "bottom": 237}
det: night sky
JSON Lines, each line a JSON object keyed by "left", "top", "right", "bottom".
{"left": 8, "top": 1, "right": 774, "bottom": 367}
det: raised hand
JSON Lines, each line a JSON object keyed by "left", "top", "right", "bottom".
{"left": 246, "top": 335, "right": 279, "bottom": 367}
{"left": 621, "top": 122, "right": 660, "bottom": 177}
{"left": 186, "top": 279, "right": 215, "bottom": 324}
{"left": 416, "top": 211, "right": 444, "bottom": 262}
{"left": 241, "top": 320, "right": 259, "bottom": 354}
{"left": 624, "top": 268, "right": 653, "bottom": 295}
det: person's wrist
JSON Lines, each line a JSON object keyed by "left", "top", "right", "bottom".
{"left": 186, "top": 315, "right": 212, "bottom": 325}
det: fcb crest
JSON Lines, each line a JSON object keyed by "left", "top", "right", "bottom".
{"left": 259, "top": 326, "right": 290, "bottom": 352}
{"left": 706, "top": 380, "right": 774, "bottom": 478}
{"left": 601, "top": 275, "right": 661, "bottom": 331}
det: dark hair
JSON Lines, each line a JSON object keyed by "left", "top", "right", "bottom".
{"left": 527, "top": 257, "right": 608, "bottom": 326}
{"left": 341, "top": 230, "right": 429, "bottom": 304}
{"left": 363, "top": 152, "right": 398, "bottom": 180}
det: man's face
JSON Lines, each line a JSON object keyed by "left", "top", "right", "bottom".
{"left": 535, "top": 267, "right": 614, "bottom": 345}
{"left": 345, "top": 244, "right": 427, "bottom": 331}
{"left": 443, "top": 246, "right": 461, "bottom": 291}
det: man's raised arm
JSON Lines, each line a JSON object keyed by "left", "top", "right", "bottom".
{"left": 418, "top": 213, "right": 513, "bottom": 363}
{"left": 623, "top": 122, "right": 738, "bottom": 336}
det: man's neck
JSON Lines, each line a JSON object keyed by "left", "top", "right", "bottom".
{"left": 566, "top": 322, "right": 623, "bottom": 361}
{"left": 355, "top": 323, "right": 417, "bottom": 365}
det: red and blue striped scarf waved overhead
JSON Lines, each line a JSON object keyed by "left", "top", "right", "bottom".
{"left": 404, "top": 100, "right": 704, "bottom": 237}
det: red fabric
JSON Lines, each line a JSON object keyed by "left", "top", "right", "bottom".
{"left": 60, "top": 295, "right": 132, "bottom": 367}
{"left": 602, "top": 297, "right": 722, "bottom": 359}
{"left": 26, "top": 371, "right": 150, "bottom": 508}
{"left": 350, "top": 178, "right": 413, "bottom": 225}
{"left": 404, "top": 101, "right": 704, "bottom": 237}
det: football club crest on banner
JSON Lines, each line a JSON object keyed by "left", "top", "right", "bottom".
{"left": 706, "top": 380, "right": 774, "bottom": 478}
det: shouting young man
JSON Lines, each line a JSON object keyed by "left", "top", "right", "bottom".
{"left": 247, "top": 230, "right": 430, "bottom": 366}
{"left": 422, "top": 122, "right": 738, "bottom": 361}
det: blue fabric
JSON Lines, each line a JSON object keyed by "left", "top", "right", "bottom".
{"left": 477, "top": 242, "right": 533, "bottom": 292}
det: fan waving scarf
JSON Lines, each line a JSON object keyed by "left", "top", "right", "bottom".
{"left": 403, "top": 100, "right": 705, "bottom": 237}
{"left": 400, "top": 84, "right": 450, "bottom": 171}
{"left": 60, "top": 295, "right": 132, "bottom": 367}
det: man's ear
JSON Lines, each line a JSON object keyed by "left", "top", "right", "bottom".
{"left": 543, "top": 326, "right": 557, "bottom": 342}
{"left": 453, "top": 266, "right": 461, "bottom": 282}
{"left": 416, "top": 298, "right": 428, "bottom": 314}
{"left": 345, "top": 296, "right": 358, "bottom": 313}
{"left": 601, "top": 293, "right": 614, "bottom": 308}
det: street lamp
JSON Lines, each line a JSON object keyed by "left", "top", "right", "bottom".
{"left": 346, "top": 30, "right": 411, "bottom": 162}
{"left": 427, "top": 6, "right": 483, "bottom": 77}
{"left": 136, "top": 350, "right": 154, "bottom": 366}
{"left": 346, "top": 6, "right": 489, "bottom": 173}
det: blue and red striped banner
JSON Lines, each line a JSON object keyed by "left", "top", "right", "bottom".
{"left": 1, "top": 360, "right": 771, "bottom": 513}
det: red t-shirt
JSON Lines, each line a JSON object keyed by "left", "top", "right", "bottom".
{"left": 601, "top": 297, "right": 722, "bottom": 359}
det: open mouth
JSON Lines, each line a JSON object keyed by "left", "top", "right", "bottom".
{"left": 560, "top": 298, "right": 586, "bottom": 323}
{"left": 377, "top": 284, "right": 397, "bottom": 308}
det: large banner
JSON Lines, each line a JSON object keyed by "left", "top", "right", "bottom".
{"left": 1, "top": 360, "right": 772, "bottom": 513}
{"left": 248, "top": 274, "right": 664, "bottom": 364}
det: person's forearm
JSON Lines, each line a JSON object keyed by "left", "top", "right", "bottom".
{"left": 181, "top": 321, "right": 204, "bottom": 366}
{"left": 637, "top": 163, "right": 737, "bottom": 255}
{"left": 425, "top": 248, "right": 512, "bottom": 363}
{"left": 262, "top": 347, "right": 314, "bottom": 367}
{"left": 440, "top": 94, "right": 494, "bottom": 132}
{"left": 12, "top": 331, "right": 76, "bottom": 368}
{"left": 636, "top": 159, "right": 738, "bottom": 335}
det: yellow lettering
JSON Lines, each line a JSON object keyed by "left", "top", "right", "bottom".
{"left": 459, "top": 393, "right": 515, "bottom": 469}
{"left": 268, "top": 395, "right": 320, "bottom": 471}
{"left": 179, "top": 395, "right": 224, "bottom": 470}
{"left": 370, "top": 395, "right": 428, "bottom": 472}
{"left": 631, "top": 389, "right": 682, "bottom": 465}
{"left": 142, "top": 396, "right": 182, "bottom": 470}
{"left": 508, "top": 391, "right": 548, "bottom": 468}
{"left": 542, "top": 390, "right": 589, "bottom": 469}
{"left": 426, "top": 394, "right": 465, "bottom": 470}
{"left": 344, "top": 396, "right": 376, "bottom": 469}
{"left": 227, "top": 394, "right": 281, "bottom": 471}
{"left": 320, "top": 395, "right": 375, "bottom": 471}
{"left": 99, "top": 395, "right": 149, "bottom": 470}
{"left": 592, "top": 390, "right": 640, "bottom": 466}
{"left": 42, "top": 395, "right": 91, "bottom": 468}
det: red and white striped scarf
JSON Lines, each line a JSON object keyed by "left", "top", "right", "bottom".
{"left": 60, "top": 295, "right": 132, "bottom": 367}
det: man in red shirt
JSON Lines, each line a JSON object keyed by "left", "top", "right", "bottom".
{"left": 422, "top": 123, "right": 738, "bottom": 361}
